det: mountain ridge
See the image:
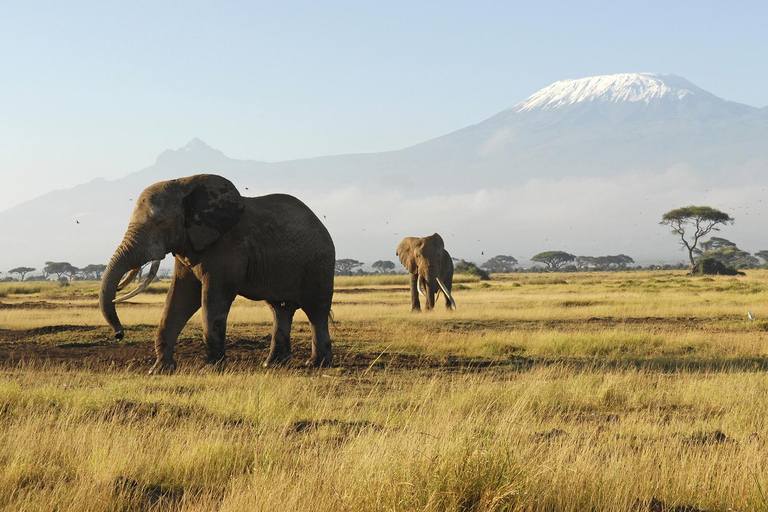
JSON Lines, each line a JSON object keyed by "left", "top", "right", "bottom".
{"left": 2, "top": 72, "right": 768, "bottom": 270}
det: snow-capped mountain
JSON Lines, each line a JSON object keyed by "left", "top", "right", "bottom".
{"left": 514, "top": 73, "right": 714, "bottom": 111}
{"left": 2, "top": 72, "right": 768, "bottom": 270}
{"left": 392, "top": 72, "right": 767, "bottom": 187}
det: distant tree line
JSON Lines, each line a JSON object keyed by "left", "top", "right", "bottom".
{"left": 331, "top": 237, "right": 768, "bottom": 279}
{"left": 0, "top": 262, "right": 174, "bottom": 282}
{"left": 1, "top": 262, "right": 109, "bottom": 282}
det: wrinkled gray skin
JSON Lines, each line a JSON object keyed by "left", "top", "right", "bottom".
{"left": 99, "top": 174, "right": 335, "bottom": 373}
{"left": 396, "top": 233, "right": 456, "bottom": 312}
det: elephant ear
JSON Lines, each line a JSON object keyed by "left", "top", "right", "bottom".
{"left": 396, "top": 237, "right": 419, "bottom": 273}
{"left": 182, "top": 178, "right": 245, "bottom": 251}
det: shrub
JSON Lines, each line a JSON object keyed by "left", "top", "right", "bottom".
{"left": 454, "top": 260, "right": 490, "bottom": 280}
{"left": 691, "top": 257, "right": 744, "bottom": 276}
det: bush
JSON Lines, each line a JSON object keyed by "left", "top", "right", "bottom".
{"left": 692, "top": 257, "right": 744, "bottom": 276}
{"left": 454, "top": 260, "right": 490, "bottom": 280}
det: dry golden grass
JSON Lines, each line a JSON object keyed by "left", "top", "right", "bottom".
{"left": 2, "top": 271, "right": 768, "bottom": 510}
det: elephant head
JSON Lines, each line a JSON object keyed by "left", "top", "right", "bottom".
{"left": 99, "top": 174, "right": 244, "bottom": 339}
{"left": 396, "top": 233, "right": 456, "bottom": 311}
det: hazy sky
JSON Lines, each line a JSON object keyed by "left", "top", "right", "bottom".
{"left": 2, "top": 1, "right": 767, "bottom": 212}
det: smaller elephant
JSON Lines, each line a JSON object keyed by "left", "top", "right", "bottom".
{"left": 396, "top": 233, "right": 456, "bottom": 312}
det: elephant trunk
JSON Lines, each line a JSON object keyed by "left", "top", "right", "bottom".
{"left": 99, "top": 227, "right": 151, "bottom": 340}
{"left": 419, "top": 266, "right": 438, "bottom": 310}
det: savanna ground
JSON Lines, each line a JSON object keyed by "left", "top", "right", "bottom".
{"left": 2, "top": 271, "right": 768, "bottom": 511}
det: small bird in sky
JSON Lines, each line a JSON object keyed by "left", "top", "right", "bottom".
{"left": 748, "top": 311, "right": 755, "bottom": 321}
{"left": 76, "top": 220, "right": 80, "bottom": 224}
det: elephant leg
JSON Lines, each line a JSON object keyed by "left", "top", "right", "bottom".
{"left": 409, "top": 273, "right": 421, "bottom": 312}
{"left": 306, "top": 308, "right": 333, "bottom": 367}
{"left": 263, "top": 301, "right": 297, "bottom": 367}
{"left": 201, "top": 285, "right": 236, "bottom": 367}
{"left": 152, "top": 265, "right": 202, "bottom": 374}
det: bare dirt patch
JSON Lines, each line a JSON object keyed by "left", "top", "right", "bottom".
{"left": 0, "top": 324, "right": 533, "bottom": 373}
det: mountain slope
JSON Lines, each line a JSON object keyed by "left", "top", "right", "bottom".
{"left": 2, "top": 72, "right": 768, "bottom": 270}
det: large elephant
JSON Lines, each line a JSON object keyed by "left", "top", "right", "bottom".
{"left": 99, "top": 174, "right": 335, "bottom": 372}
{"left": 396, "top": 233, "right": 456, "bottom": 312}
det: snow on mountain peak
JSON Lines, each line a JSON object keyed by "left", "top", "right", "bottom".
{"left": 513, "top": 73, "right": 709, "bottom": 112}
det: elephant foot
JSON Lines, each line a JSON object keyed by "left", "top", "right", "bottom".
{"left": 306, "top": 353, "right": 333, "bottom": 368}
{"left": 149, "top": 359, "right": 177, "bottom": 375}
{"left": 262, "top": 353, "right": 291, "bottom": 368}
{"left": 410, "top": 307, "right": 421, "bottom": 313}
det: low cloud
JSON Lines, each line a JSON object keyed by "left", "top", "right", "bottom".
{"left": 304, "top": 167, "right": 768, "bottom": 268}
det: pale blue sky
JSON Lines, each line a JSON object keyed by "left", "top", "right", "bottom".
{"left": 2, "top": 1, "right": 766, "bottom": 210}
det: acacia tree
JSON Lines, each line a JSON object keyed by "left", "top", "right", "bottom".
{"left": 596, "top": 254, "right": 634, "bottom": 269}
{"left": 80, "top": 264, "right": 107, "bottom": 280}
{"left": 481, "top": 255, "right": 518, "bottom": 273}
{"left": 531, "top": 251, "right": 575, "bottom": 271}
{"left": 660, "top": 206, "right": 734, "bottom": 272}
{"left": 696, "top": 237, "right": 735, "bottom": 254}
{"left": 44, "top": 261, "right": 79, "bottom": 280}
{"left": 696, "top": 238, "right": 758, "bottom": 268}
{"left": 8, "top": 267, "right": 36, "bottom": 281}
{"left": 371, "top": 260, "right": 396, "bottom": 273}
{"left": 334, "top": 259, "right": 364, "bottom": 276}
{"left": 577, "top": 255, "right": 635, "bottom": 270}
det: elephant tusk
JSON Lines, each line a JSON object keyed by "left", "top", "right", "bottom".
{"left": 436, "top": 276, "right": 457, "bottom": 310}
{"left": 116, "top": 268, "right": 141, "bottom": 291}
{"left": 417, "top": 275, "right": 426, "bottom": 297}
{"left": 113, "top": 260, "right": 161, "bottom": 303}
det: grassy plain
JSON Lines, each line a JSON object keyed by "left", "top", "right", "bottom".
{"left": 1, "top": 271, "right": 768, "bottom": 510}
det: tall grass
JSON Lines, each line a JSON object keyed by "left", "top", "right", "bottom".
{"left": 1, "top": 366, "right": 767, "bottom": 510}
{"left": 2, "top": 270, "right": 768, "bottom": 509}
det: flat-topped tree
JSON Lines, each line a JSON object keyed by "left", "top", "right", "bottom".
{"left": 697, "top": 237, "right": 736, "bottom": 253}
{"left": 334, "top": 259, "right": 363, "bottom": 276}
{"left": 81, "top": 264, "right": 107, "bottom": 280}
{"left": 371, "top": 260, "right": 396, "bottom": 274}
{"left": 531, "top": 251, "right": 575, "bottom": 271}
{"left": 481, "top": 255, "right": 519, "bottom": 273}
{"left": 660, "top": 206, "right": 734, "bottom": 272}
{"left": 8, "top": 267, "right": 35, "bottom": 281}
{"left": 43, "top": 261, "right": 79, "bottom": 280}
